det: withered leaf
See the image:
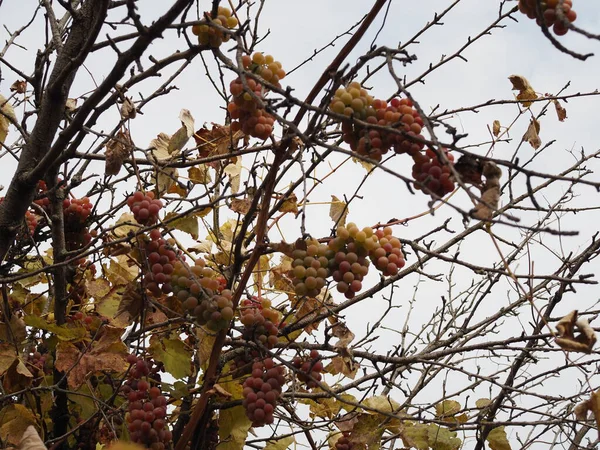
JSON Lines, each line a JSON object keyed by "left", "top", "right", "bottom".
{"left": 120, "top": 97, "right": 137, "bottom": 119}
{"left": 509, "top": 75, "right": 537, "bottom": 107}
{"left": 278, "top": 192, "right": 299, "bottom": 215}
{"left": 492, "top": 120, "right": 501, "bottom": 137}
{"left": 105, "top": 129, "right": 133, "bottom": 176}
{"left": 555, "top": 310, "right": 596, "bottom": 353}
{"left": 230, "top": 198, "right": 253, "bottom": 215}
{"left": 194, "top": 123, "right": 242, "bottom": 159}
{"left": 522, "top": 118, "right": 541, "bottom": 150}
{"left": 471, "top": 162, "right": 502, "bottom": 221}
{"left": 574, "top": 390, "right": 600, "bottom": 440}
{"left": 330, "top": 195, "right": 349, "bottom": 227}
{"left": 9, "top": 81, "right": 26, "bottom": 94}
{"left": 553, "top": 100, "right": 567, "bottom": 122}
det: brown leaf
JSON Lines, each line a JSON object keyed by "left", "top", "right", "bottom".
{"left": 18, "top": 425, "right": 46, "bottom": 450}
{"left": 0, "top": 405, "right": 37, "bottom": 446}
{"left": 522, "top": 118, "right": 541, "bottom": 150}
{"left": 193, "top": 123, "right": 242, "bottom": 159}
{"left": 576, "top": 390, "right": 600, "bottom": 440}
{"left": 55, "top": 326, "right": 128, "bottom": 389}
{"left": 471, "top": 162, "right": 502, "bottom": 220}
{"left": 3, "top": 358, "right": 33, "bottom": 394}
{"left": 105, "top": 130, "right": 133, "bottom": 176}
{"left": 455, "top": 155, "right": 483, "bottom": 186}
{"left": 115, "top": 283, "right": 144, "bottom": 325}
{"left": 120, "top": 97, "right": 137, "bottom": 119}
{"left": 210, "top": 383, "right": 233, "bottom": 399}
{"left": 555, "top": 310, "right": 596, "bottom": 353}
{"left": 9, "top": 81, "right": 27, "bottom": 94}
{"left": 188, "top": 165, "right": 212, "bottom": 185}
{"left": 553, "top": 100, "right": 567, "bottom": 121}
{"left": 326, "top": 355, "right": 359, "bottom": 379}
{"left": 508, "top": 75, "right": 537, "bottom": 107}
{"left": 492, "top": 120, "right": 501, "bottom": 137}
{"left": 230, "top": 198, "right": 253, "bottom": 215}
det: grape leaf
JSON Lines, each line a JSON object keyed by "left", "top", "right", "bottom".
{"left": 330, "top": 195, "right": 348, "bottom": 227}
{"left": 492, "top": 120, "right": 501, "bottom": 137}
{"left": 508, "top": 75, "right": 537, "bottom": 107}
{"left": 263, "top": 436, "right": 295, "bottom": 450}
{"left": 0, "top": 404, "right": 37, "bottom": 445}
{"left": 0, "top": 95, "right": 16, "bottom": 145}
{"left": 427, "top": 424, "right": 461, "bottom": 450}
{"left": 487, "top": 426, "right": 512, "bottom": 450}
{"left": 435, "top": 400, "right": 461, "bottom": 418}
{"left": 148, "top": 335, "right": 192, "bottom": 379}
{"left": 218, "top": 405, "right": 251, "bottom": 450}
{"left": 522, "top": 118, "right": 541, "bottom": 150}
{"left": 165, "top": 212, "right": 199, "bottom": 239}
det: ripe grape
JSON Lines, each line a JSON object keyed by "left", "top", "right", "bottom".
{"left": 411, "top": 148, "right": 455, "bottom": 198}
{"left": 25, "top": 210, "right": 38, "bottom": 235}
{"left": 228, "top": 77, "right": 275, "bottom": 140}
{"left": 518, "top": 0, "right": 576, "bottom": 35}
{"left": 142, "top": 230, "right": 178, "bottom": 296}
{"left": 370, "top": 227, "right": 406, "bottom": 276}
{"left": 192, "top": 6, "right": 238, "bottom": 47}
{"left": 242, "top": 358, "right": 285, "bottom": 427}
{"left": 127, "top": 191, "right": 163, "bottom": 225}
{"left": 292, "top": 350, "right": 324, "bottom": 389}
{"left": 240, "top": 299, "right": 280, "bottom": 349}
{"left": 335, "top": 433, "right": 354, "bottom": 450}
{"left": 242, "top": 53, "right": 286, "bottom": 88}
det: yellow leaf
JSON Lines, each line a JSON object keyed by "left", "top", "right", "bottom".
{"left": 352, "top": 156, "right": 374, "bottom": 172}
{"left": 476, "top": 398, "right": 493, "bottom": 408}
{"left": 218, "top": 406, "right": 251, "bottom": 450}
{"left": 401, "top": 423, "right": 430, "bottom": 450}
{"left": 361, "top": 395, "right": 401, "bottom": 414}
{"left": 0, "top": 404, "right": 37, "bottom": 445}
{"left": 168, "top": 109, "right": 195, "bottom": 154}
{"left": 165, "top": 212, "right": 199, "bottom": 239}
{"left": 150, "top": 133, "right": 172, "bottom": 161}
{"left": 263, "top": 436, "right": 295, "bottom": 450}
{"left": 330, "top": 195, "right": 348, "bottom": 227}
{"left": 23, "top": 316, "right": 87, "bottom": 341}
{"left": 435, "top": 400, "right": 461, "bottom": 418}
{"left": 508, "top": 75, "right": 537, "bottom": 107}
{"left": 0, "top": 95, "right": 17, "bottom": 145}
{"left": 487, "top": 426, "right": 512, "bottom": 450}
{"left": 154, "top": 167, "right": 178, "bottom": 195}
{"left": 522, "top": 118, "right": 541, "bottom": 150}
{"left": 427, "top": 424, "right": 461, "bottom": 450}
{"left": 278, "top": 192, "right": 299, "bottom": 214}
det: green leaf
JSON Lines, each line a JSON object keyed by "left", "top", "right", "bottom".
{"left": 217, "top": 405, "right": 251, "bottom": 450}
{"left": 427, "top": 424, "right": 461, "bottom": 450}
{"left": 149, "top": 335, "right": 192, "bottom": 379}
{"left": 23, "top": 315, "right": 87, "bottom": 341}
{"left": 401, "top": 423, "right": 429, "bottom": 450}
{"left": 487, "top": 426, "right": 512, "bottom": 450}
{"left": 263, "top": 435, "right": 295, "bottom": 450}
{"left": 165, "top": 212, "right": 199, "bottom": 239}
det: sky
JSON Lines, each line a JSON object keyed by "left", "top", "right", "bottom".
{"left": 2, "top": 1, "right": 600, "bottom": 449}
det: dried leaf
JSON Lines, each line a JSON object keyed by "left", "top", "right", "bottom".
{"left": 193, "top": 123, "right": 242, "bottom": 158}
{"left": 105, "top": 130, "right": 133, "bottom": 176}
{"left": 65, "top": 98, "right": 78, "bottom": 112}
{"left": 352, "top": 156, "right": 374, "bottom": 172}
{"left": 55, "top": 327, "right": 128, "bottom": 389}
{"left": 471, "top": 162, "right": 502, "bottom": 221}
{"left": 154, "top": 167, "right": 178, "bottom": 195}
{"left": 508, "top": 75, "right": 537, "bottom": 107}
{"left": 0, "top": 95, "right": 16, "bottom": 145}
{"left": 330, "top": 195, "right": 349, "bottom": 227}
{"left": 362, "top": 396, "right": 401, "bottom": 414}
{"left": 114, "top": 283, "right": 144, "bottom": 325}
{"left": 230, "top": 198, "right": 253, "bottom": 215}
{"left": 435, "top": 400, "right": 461, "bottom": 418}
{"left": 224, "top": 157, "right": 243, "bottom": 194}
{"left": 475, "top": 398, "right": 493, "bottom": 409}
{"left": 487, "top": 426, "right": 512, "bottom": 450}
{"left": 555, "top": 310, "right": 596, "bottom": 353}
{"left": 120, "top": 97, "right": 137, "bottom": 119}
{"left": 492, "top": 120, "right": 501, "bottom": 137}
{"left": 167, "top": 182, "right": 188, "bottom": 197}
{"left": 401, "top": 423, "right": 429, "bottom": 450}
{"left": 3, "top": 358, "right": 33, "bottom": 394}
{"left": 553, "top": 99, "right": 567, "bottom": 121}
{"left": 169, "top": 109, "right": 195, "bottom": 154}
{"left": 455, "top": 155, "right": 483, "bottom": 186}
{"left": 278, "top": 192, "right": 299, "bottom": 214}
{"left": 522, "top": 118, "right": 541, "bottom": 150}
{"left": 17, "top": 425, "right": 46, "bottom": 450}
{"left": 10, "top": 81, "right": 26, "bottom": 94}
{"left": 188, "top": 165, "right": 212, "bottom": 184}
{"left": 150, "top": 133, "right": 172, "bottom": 161}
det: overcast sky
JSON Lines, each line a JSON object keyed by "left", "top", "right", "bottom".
{"left": 2, "top": 1, "right": 600, "bottom": 448}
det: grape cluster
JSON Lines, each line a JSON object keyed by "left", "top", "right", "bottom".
{"left": 289, "top": 239, "right": 332, "bottom": 298}
{"left": 331, "top": 82, "right": 425, "bottom": 162}
{"left": 63, "top": 197, "right": 95, "bottom": 253}
{"left": 171, "top": 259, "right": 233, "bottom": 330}
{"left": 191, "top": 6, "right": 238, "bottom": 47}
{"left": 292, "top": 350, "right": 324, "bottom": 389}
{"left": 34, "top": 180, "right": 51, "bottom": 211}
{"left": 127, "top": 191, "right": 163, "bottom": 225}
{"left": 227, "top": 53, "right": 285, "bottom": 140}
{"left": 123, "top": 356, "right": 171, "bottom": 450}
{"left": 335, "top": 433, "right": 354, "bottom": 450}
{"left": 142, "top": 229, "right": 178, "bottom": 296}
{"left": 242, "top": 53, "right": 286, "bottom": 88}
{"left": 411, "top": 148, "right": 455, "bottom": 197}
{"left": 26, "top": 349, "right": 51, "bottom": 383}
{"left": 371, "top": 227, "right": 405, "bottom": 276}
{"left": 328, "top": 224, "right": 376, "bottom": 299}
{"left": 242, "top": 358, "right": 285, "bottom": 427}
{"left": 240, "top": 298, "right": 280, "bottom": 349}
{"left": 518, "top": 0, "right": 576, "bottom": 35}
{"left": 25, "top": 210, "right": 38, "bottom": 235}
